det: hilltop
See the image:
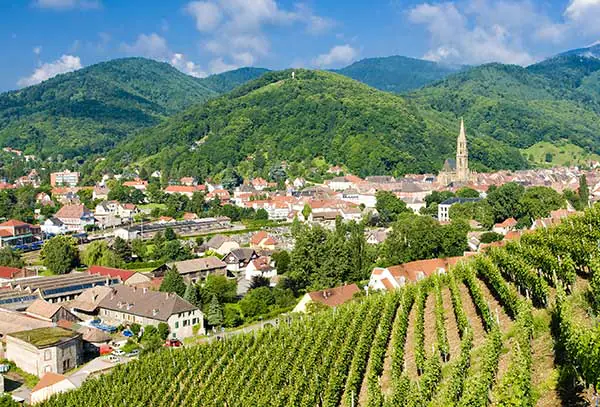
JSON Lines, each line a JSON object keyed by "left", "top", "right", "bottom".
{"left": 335, "top": 55, "right": 463, "bottom": 93}
{"left": 97, "top": 68, "right": 525, "bottom": 181}
{"left": 0, "top": 58, "right": 267, "bottom": 159}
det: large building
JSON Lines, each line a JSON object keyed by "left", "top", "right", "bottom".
{"left": 438, "top": 119, "right": 475, "bottom": 186}
{"left": 50, "top": 170, "right": 80, "bottom": 187}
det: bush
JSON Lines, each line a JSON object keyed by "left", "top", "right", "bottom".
{"left": 480, "top": 231, "right": 504, "bottom": 244}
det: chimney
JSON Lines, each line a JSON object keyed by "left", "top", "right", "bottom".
{"left": 152, "top": 309, "right": 158, "bottom": 317}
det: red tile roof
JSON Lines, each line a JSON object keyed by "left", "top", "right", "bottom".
{"left": 0, "top": 266, "right": 22, "bottom": 279}
{"left": 164, "top": 185, "right": 205, "bottom": 193}
{"left": 31, "top": 372, "right": 68, "bottom": 393}
{"left": 495, "top": 217, "right": 517, "bottom": 228}
{"left": 88, "top": 265, "right": 134, "bottom": 282}
{"left": 55, "top": 204, "right": 89, "bottom": 219}
{"left": 307, "top": 284, "right": 360, "bottom": 307}
{"left": 0, "top": 219, "right": 29, "bottom": 227}
{"left": 250, "top": 230, "right": 268, "bottom": 245}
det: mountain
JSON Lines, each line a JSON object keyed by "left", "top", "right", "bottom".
{"left": 97, "top": 69, "right": 526, "bottom": 180}
{"left": 0, "top": 58, "right": 267, "bottom": 160}
{"left": 558, "top": 43, "right": 600, "bottom": 59}
{"left": 197, "top": 67, "right": 270, "bottom": 94}
{"left": 408, "top": 56, "right": 600, "bottom": 160}
{"left": 335, "top": 56, "right": 463, "bottom": 93}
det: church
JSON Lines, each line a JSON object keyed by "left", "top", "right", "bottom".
{"left": 437, "top": 119, "right": 475, "bottom": 186}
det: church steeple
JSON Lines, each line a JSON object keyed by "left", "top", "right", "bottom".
{"left": 456, "top": 118, "right": 469, "bottom": 182}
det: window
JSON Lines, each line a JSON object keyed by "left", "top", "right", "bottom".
{"left": 44, "top": 365, "right": 52, "bottom": 373}
{"left": 183, "top": 320, "right": 189, "bottom": 327}
{"left": 63, "top": 359, "right": 70, "bottom": 371}
{"left": 192, "top": 318, "right": 198, "bottom": 325}
{"left": 174, "top": 321, "right": 179, "bottom": 329}
{"left": 44, "top": 349, "right": 52, "bottom": 361}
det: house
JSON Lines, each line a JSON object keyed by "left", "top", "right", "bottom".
{"left": 179, "top": 177, "right": 196, "bottom": 186}
{"left": 55, "top": 205, "right": 95, "bottom": 233}
{"left": 492, "top": 217, "right": 518, "bottom": 235}
{"left": 293, "top": 284, "right": 360, "bottom": 313}
{"left": 87, "top": 265, "right": 152, "bottom": 286}
{"left": 244, "top": 256, "right": 277, "bottom": 281}
{"left": 122, "top": 179, "right": 148, "bottom": 191}
{"left": 206, "top": 234, "right": 240, "bottom": 256}
{"left": 50, "top": 170, "right": 79, "bottom": 187}
{"left": 369, "top": 256, "right": 471, "bottom": 291}
{"left": 92, "top": 185, "right": 109, "bottom": 201}
{"left": 30, "top": 372, "right": 78, "bottom": 404}
{"left": 41, "top": 217, "right": 67, "bottom": 235}
{"left": 437, "top": 197, "right": 482, "bottom": 222}
{"left": 251, "top": 178, "right": 268, "bottom": 191}
{"left": 164, "top": 185, "right": 205, "bottom": 198}
{"left": 0, "top": 308, "right": 52, "bottom": 338}
{"left": 0, "top": 266, "right": 36, "bottom": 281}
{"left": 206, "top": 189, "right": 231, "bottom": 203}
{"left": 183, "top": 212, "right": 199, "bottom": 221}
{"left": 6, "top": 327, "right": 83, "bottom": 377}
{"left": 16, "top": 170, "right": 41, "bottom": 188}
{"left": 0, "top": 219, "right": 40, "bottom": 248}
{"left": 36, "top": 192, "right": 54, "bottom": 207}
{"left": 96, "top": 285, "right": 204, "bottom": 339}
{"left": 25, "top": 299, "right": 79, "bottom": 323}
{"left": 69, "top": 286, "right": 114, "bottom": 320}
{"left": 249, "top": 231, "right": 279, "bottom": 251}
{"left": 161, "top": 257, "right": 227, "bottom": 283}
{"left": 222, "top": 248, "right": 259, "bottom": 273}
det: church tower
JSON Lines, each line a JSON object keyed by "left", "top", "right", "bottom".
{"left": 455, "top": 118, "right": 469, "bottom": 182}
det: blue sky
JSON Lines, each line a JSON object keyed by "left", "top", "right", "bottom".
{"left": 1, "top": 0, "right": 600, "bottom": 92}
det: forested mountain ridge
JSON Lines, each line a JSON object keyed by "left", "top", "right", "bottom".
{"left": 0, "top": 58, "right": 267, "bottom": 160}
{"left": 408, "top": 56, "right": 600, "bottom": 157}
{"left": 95, "top": 68, "right": 526, "bottom": 181}
{"left": 334, "top": 55, "right": 463, "bottom": 93}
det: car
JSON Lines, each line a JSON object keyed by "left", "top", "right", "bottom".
{"left": 112, "top": 349, "right": 125, "bottom": 356}
{"left": 164, "top": 339, "right": 182, "bottom": 348}
{"left": 126, "top": 350, "right": 140, "bottom": 357}
{"left": 107, "top": 355, "right": 120, "bottom": 363}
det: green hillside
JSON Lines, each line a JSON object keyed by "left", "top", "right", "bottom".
{"left": 98, "top": 69, "right": 525, "bottom": 180}
{"left": 523, "top": 140, "right": 600, "bottom": 167}
{"left": 39, "top": 207, "right": 600, "bottom": 407}
{"left": 197, "top": 67, "right": 270, "bottom": 94}
{"left": 0, "top": 58, "right": 267, "bottom": 160}
{"left": 408, "top": 59, "right": 600, "bottom": 154}
{"left": 335, "top": 55, "right": 462, "bottom": 93}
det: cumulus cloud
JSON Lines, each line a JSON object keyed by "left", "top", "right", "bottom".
{"left": 564, "top": 0, "right": 600, "bottom": 36}
{"left": 185, "top": 1, "right": 222, "bottom": 32}
{"left": 34, "top": 0, "right": 101, "bottom": 10}
{"left": 185, "top": 0, "right": 335, "bottom": 73}
{"left": 120, "top": 33, "right": 170, "bottom": 59}
{"left": 408, "top": 1, "right": 537, "bottom": 65}
{"left": 314, "top": 44, "right": 358, "bottom": 67}
{"left": 18, "top": 54, "right": 82, "bottom": 87}
{"left": 121, "top": 33, "right": 208, "bottom": 78}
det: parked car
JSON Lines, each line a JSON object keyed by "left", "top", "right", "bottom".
{"left": 112, "top": 349, "right": 125, "bottom": 356}
{"left": 164, "top": 339, "right": 182, "bottom": 348}
{"left": 108, "top": 355, "right": 120, "bottom": 363}
{"left": 126, "top": 350, "right": 140, "bottom": 357}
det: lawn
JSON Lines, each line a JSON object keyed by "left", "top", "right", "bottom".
{"left": 523, "top": 140, "right": 600, "bottom": 168}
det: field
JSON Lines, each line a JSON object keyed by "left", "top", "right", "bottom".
{"left": 39, "top": 207, "right": 600, "bottom": 407}
{"left": 523, "top": 140, "right": 600, "bottom": 168}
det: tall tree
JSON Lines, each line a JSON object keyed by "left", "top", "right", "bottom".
{"left": 159, "top": 268, "right": 186, "bottom": 297}
{"left": 578, "top": 174, "right": 589, "bottom": 209}
{"left": 375, "top": 190, "right": 410, "bottom": 225}
{"left": 41, "top": 236, "right": 80, "bottom": 274}
{"left": 112, "top": 237, "right": 132, "bottom": 262}
{"left": 0, "top": 247, "right": 24, "bottom": 268}
{"left": 207, "top": 295, "right": 224, "bottom": 327}
{"left": 183, "top": 283, "right": 201, "bottom": 307}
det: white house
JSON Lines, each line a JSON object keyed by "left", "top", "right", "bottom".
{"left": 293, "top": 284, "right": 360, "bottom": 313}
{"left": 41, "top": 218, "right": 68, "bottom": 235}
{"left": 492, "top": 217, "right": 517, "bottom": 235}
{"left": 30, "top": 372, "right": 78, "bottom": 404}
{"left": 244, "top": 256, "right": 277, "bottom": 281}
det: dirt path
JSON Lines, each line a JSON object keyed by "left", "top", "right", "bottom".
{"left": 458, "top": 282, "right": 486, "bottom": 347}
{"left": 441, "top": 287, "right": 461, "bottom": 361}
{"left": 476, "top": 278, "right": 513, "bottom": 333}
{"left": 530, "top": 309, "right": 561, "bottom": 407}
{"left": 423, "top": 292, "right": 437, "bottom": 358}
{"left": 490, "top": 336, "right": 514, "bottom": 407}
{"left": 403, "top": 302, "right": 419, "bottom": 379}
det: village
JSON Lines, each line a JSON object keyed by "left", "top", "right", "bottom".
{"left": 0, "top": 124, "right": 593, "bottom": 404}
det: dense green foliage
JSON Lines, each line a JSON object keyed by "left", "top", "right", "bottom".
{"left": 0, "top": 59, "right": 267, "bottom": 160}
{"left": 101, "top": 69, "right": 525, "bottom": 180}
{"left": 334, "top": 55, "right": 462, "bottom": 93}
{"left": 41, "top": 235, "right": 80, "bottom": 274}
{"left": 0, "top": 247, "right": 24, "bottom": 268}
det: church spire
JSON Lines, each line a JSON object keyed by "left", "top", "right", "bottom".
{"left": 458, "top": 117, "right": 466, "bottom": 142}
{"left": 455, "top": 118, "right": 469, "bottom": 182}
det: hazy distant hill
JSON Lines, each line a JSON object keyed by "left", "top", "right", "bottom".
{"left": 335, "top": 55, "right": 463, "bottom": 93}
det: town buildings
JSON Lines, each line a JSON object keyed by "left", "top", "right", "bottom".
{"left": 50, "top": 170, "right": 80, "bottom": 187}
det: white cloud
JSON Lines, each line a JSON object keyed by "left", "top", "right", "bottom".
{"left": 564, "top": 0, "right": 600, "bottom": 36}
{"left": 18, "top": 54, "right": 82, "bottom": 87}
{"left": 33, "top": 46, "right": 42, "bottom": 55}
{"left": 314, "top": 44, "right": 358, "bottom": 67}
{"left": 120, "top": 33, "right": 170, "bottom": 59}
{"left": 185, "top": 1, "right": 222, "bottom": 32}
{"left": 121, "top": 33, "right": 209, "bottom": 78}
{"left": 209, "top": 57, "right": 240, "bottom": 74}
{"left": 185, "top": 0, "right": 335, "bottom": 71}
{"left": 408, "top": 1, "right": 537, "bottom": 65}
{"left": 34, "top": 0, "right": 101, "bottom": 10}
{"left": 170, "top": 53, "right": 208, "bottom": 78}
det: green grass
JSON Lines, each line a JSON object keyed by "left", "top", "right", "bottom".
{"left": 1, "top": 359, "right": 40, "bottom": 389}
{"left": 10, "top": 327, "right": 78, "bottom": 348}
{"left": 522, "top": 140, "right": 600, "bottom": 168}
{"left": 139, "top": 203, "right": 167, "bottom": 212}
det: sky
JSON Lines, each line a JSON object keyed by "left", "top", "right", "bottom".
{"left": 1, "top": 0, "right": 600, "bottom": 92}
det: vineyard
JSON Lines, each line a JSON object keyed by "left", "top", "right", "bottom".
{"left": 40, "top": 207, "right": 600, "bottom": 407}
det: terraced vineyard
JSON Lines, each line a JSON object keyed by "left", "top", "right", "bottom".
{"left": 41, "top": 207, "right": 600, "bottom": 407}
